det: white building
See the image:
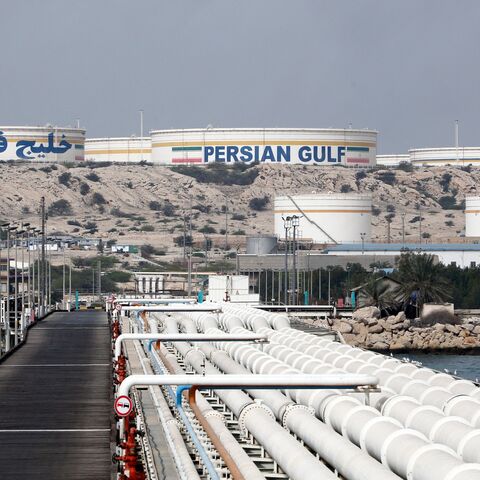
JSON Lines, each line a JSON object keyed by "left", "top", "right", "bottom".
{"left": 324, "top": 243, "right": 480, "bottom": 269}
{"left": 207, "top": 275, "right": 259, "bottom": 303}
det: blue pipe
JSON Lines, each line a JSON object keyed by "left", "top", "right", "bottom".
{"left": 148, "top": 346, "right": 221, "bottom": 480}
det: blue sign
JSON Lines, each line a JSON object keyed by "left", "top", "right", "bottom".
{"left": 203, "top": 145, "right": 347, "bottom": 164}
{"left": 15, "top": 132, "right": 72, "bottom": 160}
{"left": 0, "top": 131, "right": 7, "bottom": 153}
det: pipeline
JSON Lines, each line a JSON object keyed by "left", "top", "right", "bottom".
{"left": 269, "top": 328, "right": 480, "bottom": 428}
{"left": 132, "top": 341, "right": 201, "bottom": 480}
{"left": 164, "top": 317, "right": 339, "bottom": 480}
{"left": 202, "top": 309, "right": 480, "bottom": 480}
{"left": 153, "top": 341, "right": 265, "bottom": 480}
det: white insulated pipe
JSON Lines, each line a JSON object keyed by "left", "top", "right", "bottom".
{"left": 121, "top": 304, "right": 222, "bottom": 312}
{"left": 214, "top": 315, "right": 480, "bottom": 480}
{"left": 382, "top": 395, "right": 480, "bottom": 463}
{"left": 206, "top": 336, "right": 402, "bottom": 480}
{"left": 164, "top": 324, "right": 339, "bottom": 480}
{"left": 269, "top": 329, "right": 480, "bottom": 428}
{"left": 132, "top": 342, "right": 201, "bottom": 480}
{"left": 117, "top": 373, "right": 380, "bottom": 398}
{"left": 156, "top": 345, "right": 266, "bottom": 480}
{"left": 114, "top": 332, "right": 268, "bottom": 360}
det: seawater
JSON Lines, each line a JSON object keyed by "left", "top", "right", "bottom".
{"left": 393, "top": 353, "right": 480, "bottom": 383}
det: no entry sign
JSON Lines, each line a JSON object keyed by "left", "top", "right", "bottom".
{"left": 114, "top": 395, "right": 133, "bottom": 417}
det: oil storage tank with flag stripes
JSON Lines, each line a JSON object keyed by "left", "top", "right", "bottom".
{"left": 150, "top": 127, "right": 377, "bottom": 166}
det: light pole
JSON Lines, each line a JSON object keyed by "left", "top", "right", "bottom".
{"left": 13, "top": 228, "right": 19, "bottom": 344}
{"left": 291, "top": 215, "right": 301, "bottom": 305}
{"left": 19, "top": 226, "right": 26, "bottom": 337}
{"left": 401, "top": 212, "right": 406, "bottom": 246}
{"left": 282, "top": 216, "right": 292, "bottom": 305}
{"left": 69, "top": 255, "right": 72, "bottom": 311}
{"left": 183, "top": 182, "right": 194, "bottom": 297}
{"left": 1, "top": 223, "right": 11, "bottom": 351}
{"left": 140, "top": 110, "right": 144, "bottom": 162}
{"left": 327, "top": 267, "right": 331, "bottom": 306}
{"left": 224, "top": 194, "right": 229, "bottom": 251}
{"left": 62, "top": 244, "right": 66, "bottom": 307}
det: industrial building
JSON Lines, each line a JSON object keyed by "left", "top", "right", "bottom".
{"left": 0, "top": 126, "right": 85, "bottom": 162}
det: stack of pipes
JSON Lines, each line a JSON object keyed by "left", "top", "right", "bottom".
{"left": 170, "top": 305, "right": 480, "bottom": 480}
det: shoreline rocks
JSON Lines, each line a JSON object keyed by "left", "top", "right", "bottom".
{"left": 302, "top": 307, "right": 480, "bottom": 352}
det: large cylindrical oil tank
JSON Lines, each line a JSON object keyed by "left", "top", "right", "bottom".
{"left": 85, "top": 137, "right": 151, "bottom": 163}
{"left": 274, "top": 194, "right": 372, "bottom": 244}
{"left": 409, "top": 147, "right": 480, "bottom": 166}
{"left": 0, "top": 126, "right": 85, "bottom": 162}
{"left": 150, "top": 128, "right": 377, "bottom": 166}
{"left": 465, "top": 196, "right": 480, "bottom": 237}
{"left": 246, "top": 235, "right": 278, "bottom": 254}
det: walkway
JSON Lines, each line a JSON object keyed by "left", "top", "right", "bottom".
{"left": 0, "top": 311, "right": 113, "bottom": 479}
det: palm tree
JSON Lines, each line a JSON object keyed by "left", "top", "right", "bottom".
{"left": 361, "top": 276, "right": 401, "bottom": 314}
{"left": 396, "top": 253, "right": 451, "bottom": 315}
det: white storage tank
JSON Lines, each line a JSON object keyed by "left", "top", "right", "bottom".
{"left": 85, "top": 137, "right": 151, "bottom": 163}
{"left": 274, "top": 194, "right": 372, "bottom": 244}
{"left": 150, "top": 128, "right": 377, "bottom": 166}
{"left": 246, "top": 235, "right": 278, "bottom": 254}
{"left": 0, "top": 125, "right": 85, "bottom": 162}
{"left": 465, "top": 196, "right": 480, "bottom": 237}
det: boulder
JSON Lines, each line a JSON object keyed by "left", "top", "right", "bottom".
{"left": 353, "top": 306, "right": 381, "bottom": 321}
{"left": 369, "top": 324, "right": 384, "bottom": 334}
{"left": 372, "top": 341, "right": 389, "bottom": 350}
{"left": 433, "top": 323, "right": 445, "bottom": 332}
{"left": 391, "top": 321, "right": 408, "bottom": 331}
{"left": 445, "top": 324, "right": 460, "bottom": 334}
{"left": 394, "top": 311, "right": 407, "bottom": 323}
{"left": 390, "top": 338, "right": 412, "bottom": 350}
{"left": 463, "top": 336, "right": 479, "bottom": 346}
{"left": 473, "top": 325, "right": 480, "bottom": 335}
{"left": 369, "top": 333, "right": 389, "bottom": 344}
{"left": 336, "top": 321, "right": 353, "bottom": 334}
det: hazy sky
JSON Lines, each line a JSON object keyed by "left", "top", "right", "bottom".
{"left": 1, "top": 1, "right": 479, "bottom": 153}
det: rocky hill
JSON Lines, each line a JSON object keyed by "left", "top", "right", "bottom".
{"left": 0, "top": 162, "right": 477, "bottom": 255}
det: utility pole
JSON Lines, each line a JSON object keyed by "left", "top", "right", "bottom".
{"left": 97, "top": 259, "right": 101, "bottom": 301}
{"left": 62, "top": 245, "right": 66, "bottom": 308}
{"left": 419, "top": 206, "right": 422, "bottom": 244}
{"left": 328, "top": 268, "right": 331, "bottom": 306}
{"left": 40, "top": 197, "right": 46, "bottom": 315}
{"left": 401, "top": 212, "right": 406, "bottom": 246}
{"left": 69, "top": 256, "right": 72, "bottom": 311}
{"left": 291, "top": 216, "right": 300, "bottom": 305}
{"left": 187, "top": 185, "right": 193, "bottom": 297}
{"left": 224, "top": 195, "right": 229, "bottom": 251}
{"left": 140, "top": 109, "right": 144, "bottom": 162}
{"left": 387, "top": 219, "right": 391, "bottom": 244}
{"left": 282, "top": 216, "right": 291, "bottom": 305}
{"left": 14, "top": 229, "right": 18, "bottom": 344}
{"left": 92, "top": 265, "right": 95, "bottom": 302}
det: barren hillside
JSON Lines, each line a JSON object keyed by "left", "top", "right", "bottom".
{"left": 0, "top": 162, "right": 476, "bottom": 254}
